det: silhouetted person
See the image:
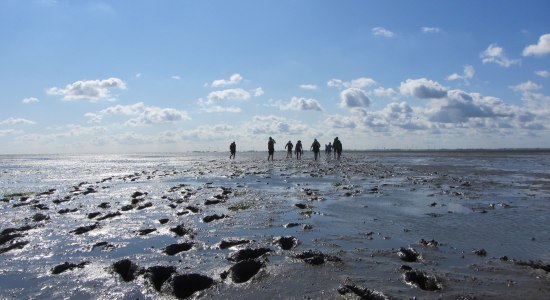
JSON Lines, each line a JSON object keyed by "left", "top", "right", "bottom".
{"left": 229, "top": 141, "right": 236, "bottom": 159}
{"left": 333, "top": 137, "right": 342, "bottom": 160}
{"left": 295, "top": 140, "right": 303, "bottom": 159}
{"left": 285, "top": 140, "right": 293, "bottom": 158}
{"left": 268, "top": 137, "right": 276, "bottom": 161}
{"left": 310, "top": 138, "right": 321, "bottom": 161}
{"left": 326, "top": 142, "right": 333, "bottom": 156}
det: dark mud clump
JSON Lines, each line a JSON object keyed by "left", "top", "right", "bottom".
{"left": 70, "top": 223, "right": 98, "bottom": 235}
{"left": 202, "top": 214, "right": 227, "bottom": 223}
{"left": 0, "top": 241, "right": 29, "bottom": 254}
{"left": 227, "top": 248, "right": 271, "bottom": 262}
{"left": 87, "top": 212, "right": 101, "bottom": 219}
{"left": 398, "top": 247, "right": 421, "bottom": 262}
{"left": 51, "top": 261, "right": 89, "bottom": 275}
{"left": 170, "top": 273, "right": 214, "bottom": 299}
{"left": 473, "top": 248, "right": 487, "bottom": 256}
{"left": 137, "top": 228, "right": 156, "bottom": 236}
{"left": 227, "top": 259, "right": 264, "bottom": 283}
{"left": 293, "top": 250, "right": 341, "bottom": 265}
{"left": 515, "top": 260, "right": 550, "bottom": 272}
{"left": 145, "top": 265, "right": 177, "bottom": 291}
{"left": 219, "top": 239, "right": 250, "bottom": 249}
{"left": 112, "top": 259, "right": 140, "bottom": 282}
{"left": 170, "top": 225, "right": 192, "bottom": 237}
{"left": 0, "top": 232, "right": 22, "bottom": 246}
{"left": 274, "top": 236, "right": 298, "bottom": 250}
{"left": 338, "top": 284, "right": 390, "bottom": 300}
{"left": 159, "top": 218, "right": 170, "bottom": 224}
{"left": 32, "top": 213, "right": 50, "bottom": 222}
{"left": 403, "top": 269, "right": 442, "bottom": 291}
{"left": 419, "top": 238, "right": 439, "bottom": 247}
{"left": 96, "top": 211, "right": 122, "bottom": 221}
{"left": 164, "top": 242, "right": 194, "bottom": 255}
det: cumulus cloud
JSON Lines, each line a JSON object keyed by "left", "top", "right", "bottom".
{"left": 535, "top": 70, "right": 550, "bottom": 78}
{"left": 421, "top": 27, "right": 441, "bottom": 34}
{"left": 90, "top": 102, "right": 190, "bottom": 126}
{"left": 47, "top": 77, "right": 126, "bottom": 101}
{"left": 202, "top": 106, "right": 242, "bottom": 113}
{"left": 300, "top": 84, "right": 318, "bottom": 90}
{"left": 246, "top": 115, "right": 309, "bottom": 135}
{"left": 400, "top": 78, "right": 448, "bottom": 99}
{"left": 340, "top": 88, "right": 371, "bottom": 109}
{"left": 371, "top": 87, "right": 398, "bottom": 98}
{"left": 22, "top": 97, "right": 39, "bottom": 104}
{"left": 171, "top": 75, "right": 181, "bottom": 80}
{"left": 211, "top": 73, "right": 243, "bottom": 88}
{"left": 280, "top": 97, "right": 323, "bottom": 111}
{"left": 480, "top": 44, "right": 520, "bottom": 67}
{"left": 0, "top": 117, "right": 36, "bottom": 125}
{"left": 206, "top": 88, "right": 251, "bottom": 104}
{"left": 510, "top": 81, "right": 542, "bottom": 92}
{"left": 252, "top": 87, "right": 264, "bottom": 97}
{"left": 447, "top": 65, "right": 475, "bottom": 83}
{"left": 0, "top": 129, "right": 17, "bottom": 137}
{"left": 523, "top": 34, "right": 550, "bottom": 57}
{"left": 327, "top": 77, "right": 376, "bottom": 89}
{"left": 372, "top": 27, "right": 394, "bottom": 38}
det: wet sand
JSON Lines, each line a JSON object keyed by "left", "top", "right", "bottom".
{"left": 1, "top": 150, "right": 550, "bottom": 299}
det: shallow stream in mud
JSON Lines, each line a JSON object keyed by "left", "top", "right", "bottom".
{"left": 1, "top": 150, "right": 550, "bottom": 299}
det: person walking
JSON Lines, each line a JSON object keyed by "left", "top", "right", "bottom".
{"left": 333, "top": 137, "right": 342, "bottom": 160}
{"left": 310, "top": 138, "right": 321, "bottom": 161}
{"left": 285, "top": 140, "right": 293, "bottom": 159}
{"left": 295, "top": 140, "right": 303, "bottom": 159}
{"left": 268, "top": 137, "right": 276, "bottom": 161}
{"left": 229, "top": 141, "right": 236, "bottom": 159}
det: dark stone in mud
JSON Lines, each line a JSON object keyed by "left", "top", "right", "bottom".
{"left": 170, "top": 273, "right": 214, "bottom": 299}
{"left": 121, "top": 204, "right": 135, "bottom": 211}
{"left": 96, "top": 211, "right": 121, "bottom": 221}
{"left": 473, "top": 248, "right": 487, "bottom": 256}
{"left": 33, "top": 203, "right": 49, "bottom": 210}
{"left": 58, "top": 208, "right": 78, "bottom": 214}
{"left": 398, "top": 247, "right": 420, "bottom": 262}
{"left": 202, "top": 214, "right": 227, "bottom": 223}
{"left": 0, "top": 241, "right": 29, "bottom": 254}
{"left": 32, "top": 213, "right": 50, "bottom": 222}
{"left": 137, "top": 202, "right": 153, "bottom": 210}
{"left": 515, "top": 260, "right": 550, "bottom": 272}
{"left": 159, "top": 218, "right": 170, "bottom": 224}
{"left": 0, "top": 233, "right": 23, "bottom": 246}
{"left": 204, "top": 199, "right": 222, "bottom": 205}
{"left": 403, "top": 269, "right": 442, "bottom": 291}
{"left": 227, "top": 248, "right": 271, "bottom": 262}
{"left": 338, "top": 284, "right": 390, "bottom": 300}
{"left": 170, "top": 225, "right": 191, "bottom": 237}
{"left": 293, "top": 250, "right": 341, "bottom": 265}
{"left": 138, "top": 228, "right": 156, "bottom": 236}
{"left": 274, "top": 236, "right": 298, "bottom": 250}
{"left": 185, "top": 205, "right": 200, "bottom": 213}
{"left": 51, "top": 261, "right": 88, "bottom": 274}
{"left": 131, "top": 191, "right": 146, "bottom": 198}
{"left": 294, "top": 203, "right": 310, "bottom": 209}
{"left": 87, "top": 212, "right": 101, "bottom": 219}
{"left": 164, "top": 242, "right": 193, "bottom": 255}
{"left": 98, "top": 202, "right": 110, "bottom": 209}
{"left": 112, "top": 259, "right": 139, "bottom": 282}
{"left": 229, "top": 259, "right": 264, "bottom": 283}
{"left": 145, "top": 265, "right": 176, "bottom": 291}
{"left": 70, "top": 223, "right": 98, "bottom": 235}
{"left": 219, "top": 239, "right": 250, "bottom": 249}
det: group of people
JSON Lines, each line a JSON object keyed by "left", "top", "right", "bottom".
{"left": 229, "top": 137, "right": 342, "bottom": 161}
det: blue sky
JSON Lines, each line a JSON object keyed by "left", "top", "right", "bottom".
{"left": 1, "top": 0, "right": 550, "bottom": 153}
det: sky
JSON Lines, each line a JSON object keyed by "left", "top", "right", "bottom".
{"left": 1, "top": 0, "right": 550, "bottom": 154}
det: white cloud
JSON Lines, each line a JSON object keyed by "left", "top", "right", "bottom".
{"left": 253, "top": 87, "right": 264, "bottom": 97}
{"left": 206, "top": 88, "right": 251, "bottom": 104}
{"left": 47, "top": 77, "right": 126, "bottom": 101}
{"left": 171, "top": 75, "right": 181, "bottom": 80}
{"left": 100, "top": 102, "right": 145, "bottom": 115}
{"left": 523, "top": 34, "right": 550, "bottom": 57}
{"left": 202, "top": 106, "right": 242, "bottom": 113}
{"left": 372, "top": 27, "right": 394, "bottom": 38}
{"left": 0, "top": 129, "right": 17, "bottom": 137}
{"left": 340, "top": 88, "right": 371, "bottom": 109}
{"left": 22, "top": 97, "right": 39, "bottom": 104}
{"left": 211, "top": 73, "right": 243, "bottom": 88}
{"left": 447, "top": 65, "right": 475, "bottom": 83}
{"left": 421, "top": 27, "right": 441, "bottom": 34}
{"left": 400, "top": 78, "right": 448, "bottom": 99}
{"left": 535, "top": 70, "right": 550, "bottom": 78}
{"left": 135, "top": 73, "right": 142, "bottom": 78}
{"left": 91, "top": 102, "right": 190, "bottom": 126}
{"left": 371, "top": 87, "right": 398, "bottom": 98}
{"left": 0, "top": 117, "right": 36, "bottom": 125}
{"left": 280, "top": 97, "right": 324, "bottom": 111}
{"left": 300, "top": 84, "right": 318, "bottom": 90}
{"left": 327, "top": 77, "right": 376, "bottom": 89}
{"left": 247, "top": 115, "right": 309, "bottom": 135}
{"left": 510, "top": 81, "right": 542, "bottom": 92}
{"left": 480, "top": 44, "right": 521, "bottom": 67}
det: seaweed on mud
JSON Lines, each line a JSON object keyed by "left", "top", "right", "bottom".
{"left": 170, "top": 273, "right": 214, "bottom": 299}
{"left": 337, "top": 284, "right": 390, "bottom": 300}
{"left": 292, "top": 250, "right": 341, "bottom": 265}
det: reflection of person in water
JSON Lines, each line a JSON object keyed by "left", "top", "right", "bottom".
{"left": 285, "top": 140, "right": 293, "bottom": 159}
{"left": 295, "top": 140, "right": 303, "bottom": 159}
{"left": 229, "top": 141, "right": 236, "bottom": 159}
{"left": 268, "top": 137, "right": 276, "bottom": 161}
{"left": 333, "top": 137, "right": 342, "bottom": 160}
{"left": 310, "top": 138, "right": 321, "bottom": 161}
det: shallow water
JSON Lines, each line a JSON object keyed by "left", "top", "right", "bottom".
{"left": 1, "top": 150, "right": 549, "bottom": 299}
